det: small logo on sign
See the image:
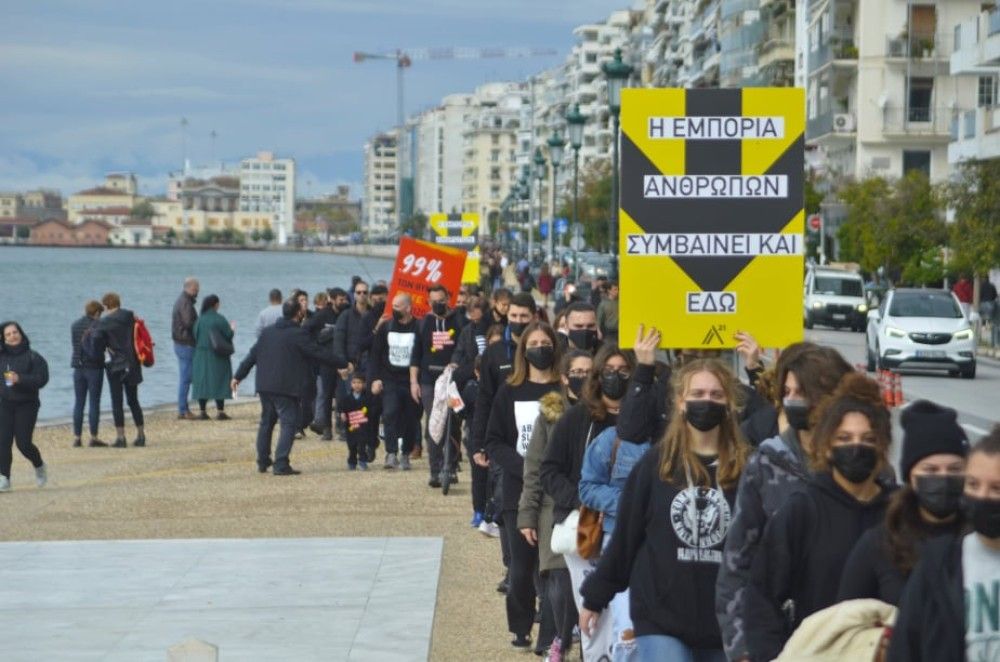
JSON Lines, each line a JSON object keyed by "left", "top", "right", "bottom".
{"left": 702, "top": 325, "right": 726, "bottom": 346}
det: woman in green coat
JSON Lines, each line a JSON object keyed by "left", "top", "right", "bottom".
{"left": 192, "top": 294, "right": 234, "bottom": 420}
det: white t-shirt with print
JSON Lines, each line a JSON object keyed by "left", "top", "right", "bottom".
{"left": 963, "top": 532, "right": 1000, "bottom": 661}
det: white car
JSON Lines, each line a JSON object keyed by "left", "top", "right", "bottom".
{"left": 865, "top": 288, "right": 977, "bottom": 379}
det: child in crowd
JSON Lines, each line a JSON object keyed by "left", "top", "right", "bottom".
{"left": 340, "top": 373, "right": 378, "bottom": 470}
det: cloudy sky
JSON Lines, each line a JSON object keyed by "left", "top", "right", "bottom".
{"left": 1, "top": 0, "right": 624, "bottom": 199}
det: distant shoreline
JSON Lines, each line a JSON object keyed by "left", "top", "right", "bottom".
{"left": 0, "top": 243, "right": 398, "bottom": 260}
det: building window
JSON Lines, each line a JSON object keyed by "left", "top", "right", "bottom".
{"left": 902, "top": 150, "right": 931, "bottom": 178}
{"left": 908, "top": 77, "right": 934, "bottom": 121}
{"left": 979, "top": 76, "right": 997, "bottom": 108}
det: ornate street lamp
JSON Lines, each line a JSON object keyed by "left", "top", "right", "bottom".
{"left": 601, "top": 47, "right": 632, "bottom": 278}
{"left": 532, "top": 147, "right": 546, "bottom": 264}
{"left": 546, "top": 129, "right": 566, "bottom": 262}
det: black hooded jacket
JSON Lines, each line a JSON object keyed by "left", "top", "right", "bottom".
{"left": 580, "top": 448, "right": 737, "bottom": 649}
{"left": 0, "top": 328, "right": 49, "bottom": 404}
{"left": 744, "top": 472, "right": 895, "bottom": 662}
{"left": 887, "top": 534, "right": 966, "bottom": 662}
{"left": 98, "top": 308, "right": 142, "bottom": 385}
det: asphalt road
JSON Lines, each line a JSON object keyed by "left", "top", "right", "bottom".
{"left": 805, "top": 327, "right": 999, "bottom": 460}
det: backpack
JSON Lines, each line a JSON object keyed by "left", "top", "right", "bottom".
{"left": 133, "top": 317, "right": 155, "bottom": 368}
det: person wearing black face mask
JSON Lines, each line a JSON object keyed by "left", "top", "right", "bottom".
{"left": 838, "top": 400, "right": 968, "bottom": 606}
{"left": 889, "top": 426, "right": 1000, "bottom": 662}
{"left": 367, "top": 293, "right": 421, "bottom": 470}
{"left": 561, "top": 302, "right": 601, "bottom": 355}
{"left": 717, "top": 346, "right": 853, "bottom": 662}
{"left": 485, "top": 322, "right": 563, "bottom": 649}
{"left": 517, "top": 350, "right": 593, "bottom": 659}
{"left": 410, "top": 285, "right": 463, "bottom": 486}
{"left": 745, "top": 373, "right": 896, "bottom": 662}
{"left": 537, "top": 347, "right": 632, "bottom": 658}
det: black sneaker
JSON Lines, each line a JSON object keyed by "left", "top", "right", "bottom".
{"left": 496, "top": 577, "right": 509, "bottom": 594}
{"left": 321, "top": 428, "right": 333, "bottom": 441}
{"left": 273, "top": 466, "right": 302, "bottom": 476}
{"left": 73, "top": 439, "right": 82, "bottom": 448}
{"left": 133, "top": 436, "right": 146, "bottom": 447}
{"left": 511, "top": 634, "right": 531, "bottom": 649}
{"left": 88, "top": 439, "right": 108, "bottom": 448}
{"left": 216, "top": 412, "right": 230, "bottom": 421}
{"left": 198, "top": 411, "right": 210, "bottom": 420}
{"left": 112, "top": 438, "right": 127, "bottom": 448}
{"left": 428, "top": 477, "right": 442, "bottom": 488}
{"left": 308, "top": 422, "right": 325, "bottom": 435}
{"left": 257, "top": 460, "right": 272, "bottom": 474}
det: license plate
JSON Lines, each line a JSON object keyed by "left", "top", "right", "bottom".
{"left": 832, "top": 314, "right": 846, "bottom": 321}
{"left": 915, "top": 350, "right": 946, "bottom": 359}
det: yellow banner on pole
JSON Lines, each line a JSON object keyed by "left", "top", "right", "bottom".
{"left": 430, "top": 212, "right": 480, "bottom": 285}
{"left": 618, "top": 87, "right": 805, "bottom": 349}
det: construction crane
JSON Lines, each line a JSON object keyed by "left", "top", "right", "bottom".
{"left": 353, "top": 47, "right": 559, "bottom": 128}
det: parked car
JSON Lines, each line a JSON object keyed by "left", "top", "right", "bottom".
{"left": 804, "top": 266, "right": 868, "bottom": 331}
{"left": 865, "top": 288, "right": 977, "bottom": 379}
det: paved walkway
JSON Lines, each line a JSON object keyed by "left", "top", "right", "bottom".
{"left": 0, "top": 537, "right": 441, "bottom": 661}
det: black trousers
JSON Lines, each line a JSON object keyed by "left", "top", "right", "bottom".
{"left": 502, "top": 508, "right": 538, "bottom": 637}
{"left": 469, "top": 454, "right": 488, "bottom": 514}
{"left": 381, "top": 380, "right": 421, "bottom": 455}
{"left": 0, "top": 400, "right": 43, "bottom": 478}
{"left": 198, "top": 399, "right": 224, "bottom": 412}
{"left": 106, "top": 371, "right": 143, "bottom": 428}
{"left": 546, "top": 568, "right": 578, "bottom": 653}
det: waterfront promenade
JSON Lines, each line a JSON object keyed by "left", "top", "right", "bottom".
{"left": 0, "top": 403, "right": 523, "bottom": 661}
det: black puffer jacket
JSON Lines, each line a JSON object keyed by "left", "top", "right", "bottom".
{"left": 333, "top": 305, "right": 370, "bottom": 370}
{"left": 99, "top": 308, "right": 142, "bottom": 385}
{"left": 70, "top": 316, "right": 104, "bottom": 369}
{"left": 0, "top": 338, "right": 49, "bottom": 404}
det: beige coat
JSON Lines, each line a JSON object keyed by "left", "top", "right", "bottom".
{"left": 775, "top": 598, "right": 896, "bottom": 662}
{"left": 516, "top": 391, "right": 568, "bottom": 572}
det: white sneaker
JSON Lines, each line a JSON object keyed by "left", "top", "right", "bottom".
{"left": 35, "top": 464, "right": 47, "bottom": 488}
{"left": 478, "top": 521, "right": 500, "bottom": 538}
{"left": 0, "top": 476, "right": 9, "bottom": 492}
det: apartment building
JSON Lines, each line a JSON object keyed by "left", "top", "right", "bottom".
{"left": 414, "top": 94, "right": 471, "bottom": 216}
{"left": 677, "top": 0, "right": 722, "bottom": 88}
{"left": 0, "top": 190, "right": 65, "bottom": 221}
{"left": 802, "top": 0, "right": 979, "bottom": 183}
{"left": 362, "top": 131, "right": 398, "bottom": 236}
{"left": 757, "top": 0, "right": 795, "bottom": 86}
{"left": 66, "top": 174, "right": 139, "bottom": 224}
{"left": 461, "top": 83, "right": 524, "bottom": 235}
{"left": 239, "top": 151, "right": 295, "bottom": 245}
{"left": 949, "top": 8, "right": 1000, "bottom": 164}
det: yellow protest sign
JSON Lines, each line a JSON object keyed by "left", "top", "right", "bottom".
{"left": 619, "top": 88, "right": 805, "bottom": 349}
{"left": 430, "top": 212, "right": 480, "bottom": 285}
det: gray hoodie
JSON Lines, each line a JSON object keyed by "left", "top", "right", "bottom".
{"left": 716, "top": 426, "right": 810, "bottom": 661}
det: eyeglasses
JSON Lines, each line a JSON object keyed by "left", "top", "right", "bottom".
{"left": 567, "top": 370, "right": 590, "bottom": 378}
{"left": 355, "top": 290, "right": 368, "bottom": 295}
{"left": 601, "top": 368, "right": 631, "bottom": 380}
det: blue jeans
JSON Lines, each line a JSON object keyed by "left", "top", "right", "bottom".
{"left": 312, "top": 370, "right": 336, "bottom": 429}
{"left": 634, "top": 635, "right": 725, "bottom": 662}
{"left": 256, "top": 393, "right": 299, "bottom": 472}
{"left": 72, "top": 367, "right": 104, "bottom": 438}
{"left": 174, "top": 343, "right": 194, "bottom": 414}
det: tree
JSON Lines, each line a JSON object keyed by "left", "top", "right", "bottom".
{"left": 250, "top": 229, "right": 261, "bottom": 243}
{"left": 260, "top": 227, "right": 274, "bottom": 244}
{"left": 556, "top": 159, "right": 612, "bottom": 252}
{"left": 945, "top": 159, "right": 1000, "bottom": 296}
{"left": 400, "top": 212, "right": 428, "bottom": 238}
{"left": 837, "top": 171, "right": 946, "bottom": 285}
{"left": 130, "top": 200, "right": 155, "bottom": 222}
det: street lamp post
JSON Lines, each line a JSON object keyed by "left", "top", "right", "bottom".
{"left": 518, "top": 174, "right": 530, "bottom": 260}
{"left": 566, "top": 104, "right": 586, "bottom": 281}
{"left": 533, "top": 147, "right": 546, "bottom": 266}
{"left": 601, "top": 47, "right": 632, "bottom": 281}
{"left": 546, "top": 129, "right": 565, "bottom": 264}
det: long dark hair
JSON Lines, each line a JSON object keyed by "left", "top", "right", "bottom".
{"left": 507, "top": 321, "right": 561, "bottom": 387}
{"left": 882, "top": 486, "right": 957, "bottom": 575}
{"left": 0, "top": 321, "right": 29, "bottom": 352}
{"left": 581, "top": 344, "right": 635, "bottom": 423}
{"left": 201, "top": 294, "right": 220, "bottom": 314}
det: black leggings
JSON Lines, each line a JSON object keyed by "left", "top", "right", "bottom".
{"left": 107, "top": 371, "right": 144, "bottom": 428}
{"left": 502, "top": 509, "right": 538, "bottom": 637}
{"left": 0, "top": 400, "right": 43, "bottom": 478}
{"left": 198, "top": 399, "right": 224, "bottom": 412}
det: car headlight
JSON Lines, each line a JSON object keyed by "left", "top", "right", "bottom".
{"left": 812, "top": 302, "right": 823, "bottom": 309}
{"left": 953, "top": 328, "right": 974, "bottom": 341}
{"left": 886, "top": 326, "right": 907, "bottom": 339}
{"left": 857, "top": 304, "right": 868, "bottom": 313}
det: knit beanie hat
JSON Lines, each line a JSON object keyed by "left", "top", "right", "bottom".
{"left": 900, "top": 400, "right": 969, "bottom": 481}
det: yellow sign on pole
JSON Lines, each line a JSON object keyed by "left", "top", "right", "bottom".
{"left": 618, "top": 88, "right": 805, "bottom": 349}
{"left": 430, "top": 212, "right": 480, "bottom": 285}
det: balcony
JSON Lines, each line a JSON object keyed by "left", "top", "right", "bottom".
{"left": 885, "top": 32, "right": 952, "bottom": 61}
{"left": 758, "top": 37, "right": 794, "bottom": 69}
{"left": 808, "top": 110, "right": 856, "bottom": 144}
{"left": 881, "top": 107, "right": 955, "bottom": 140}
{"left": 949, "top": 105, "right": 1000, "bottom": 163}
{"left": 952, "top": 10, "right": 1000, "bottom": 74}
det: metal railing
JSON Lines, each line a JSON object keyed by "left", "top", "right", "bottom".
{"left": 882, "top": 107, "right": 954, "bottom": 135}
{"left": 886, "top": 32, "right": 952, "bottom": 58}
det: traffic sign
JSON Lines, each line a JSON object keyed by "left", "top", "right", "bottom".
{"left": 618, "top": 87, "right": 805, "bottom": 349}
{"left": 569, "top": 235, "right": 585, "bottom": 251}
{"left": 555, "top": 217, "right": 568, "bottom": 235}
{"left": 807, "top": 214, "right": 822, "bottom": 232}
